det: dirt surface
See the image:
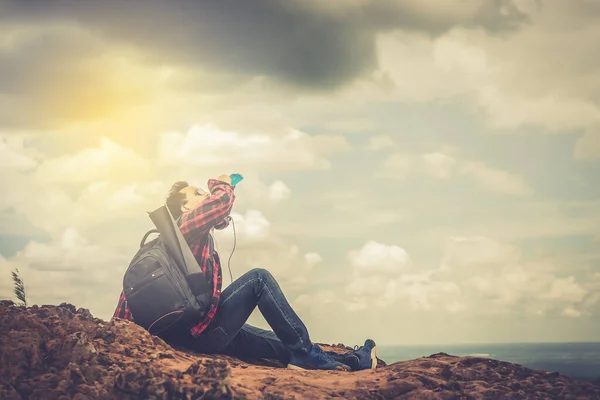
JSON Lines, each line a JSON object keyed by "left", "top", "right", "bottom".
{"left": 1, "top": 300, "right": 599, "bottom": 399}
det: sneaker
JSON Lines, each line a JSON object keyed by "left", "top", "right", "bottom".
{"left": 353, "top": 339, "right": 377, "bottom": 370}
{"left": 288, "top": 344, "right": 351, "bottom": 371}
{"left": 327, "top": 351, "right": 361, "bottom": 372}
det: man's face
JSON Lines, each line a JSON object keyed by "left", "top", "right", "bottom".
{"left": 179, "top": 185, "right": 209, "bottom": 212}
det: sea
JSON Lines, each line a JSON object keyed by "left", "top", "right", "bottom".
{"left": 377, "top": 342, "right": 600, "bottom": 382}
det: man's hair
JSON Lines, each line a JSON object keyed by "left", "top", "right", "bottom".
{"left": 166, "top": 181, "right": 189, "bottom": 219}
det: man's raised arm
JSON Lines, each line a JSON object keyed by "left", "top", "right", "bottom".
{"left": 179, "top": 175, "right": 235, "bottom": 236}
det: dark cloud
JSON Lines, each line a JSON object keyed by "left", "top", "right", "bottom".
{"left": 1, "top": 0, "right": 528, "bottom": 90}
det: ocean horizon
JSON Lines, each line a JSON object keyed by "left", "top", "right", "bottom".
{"left": 376, "top": 342, "right": 600, "bottom": 382}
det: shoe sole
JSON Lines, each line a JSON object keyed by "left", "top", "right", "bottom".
{"left": 370, "top": 346, "right": 377, "bottom": 369}
{"left": 287, "top": 364, "right": 351, "bottom": 372}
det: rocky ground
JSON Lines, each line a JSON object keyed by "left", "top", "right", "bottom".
{"left": 1, "top": 300, "right": 599, "bottom": 399}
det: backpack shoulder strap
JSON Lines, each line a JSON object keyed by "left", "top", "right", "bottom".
{"left": 140, "top": 229, "right": 160, "bottom": 248}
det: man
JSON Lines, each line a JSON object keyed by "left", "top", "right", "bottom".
{"left": 114, "top": 174, "right": 376, "bottom": 371}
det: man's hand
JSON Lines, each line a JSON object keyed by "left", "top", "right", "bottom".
{"left": 217, "top": 174, "right": 232, "bottom": 185}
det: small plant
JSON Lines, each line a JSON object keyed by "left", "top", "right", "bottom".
{"left": 11, "top": 268, "right": 27, "bottom": 306}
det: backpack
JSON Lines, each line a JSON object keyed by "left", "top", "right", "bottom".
{"left": 122, "top": 205, "right": 213, "bottom": 336}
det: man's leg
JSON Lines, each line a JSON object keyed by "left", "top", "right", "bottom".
{"left": 221, "top": 324, "right": 290, "bottom": 364}
{"left": 176, "top": 268, "right": 312, "bottom": 357}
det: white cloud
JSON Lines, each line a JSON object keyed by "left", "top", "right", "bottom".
{"left": 267, "top": 180, "right": 291, "bottom": 202}
{"left": 0, "top": 135, "right": 41, "bottom": 171}
{"left": 0, "top": 254, "right": 14, "bottom": 302}
{"left": 422, "top": 152, "right": 456, "bottom": 179}
{"left": 36, "top": 137, "right": 150, "bottom": 184}
{"left": 0, "top": 131, "right": 339, "bottom": 322}
{"left": 158, "top": 124, "right": 350, "bottom": 171}
{"left": 228, "top": 210, "right": 271, "bottom": 241}
{"left": 459, "top": 161, "right": 533, "bottom": 196}
{"left": 10, "top": 229, "right": 118, "bottom": 272}
{"left": 396, "top": 275, "right": 463, "bottom": 312}
{"left": 293, "top": 291, "right": 334, "bottom": 312}
{"left": 0, "top": 136, "right": 42, "bottom": 212}
{"left": 213, "top": 212, "right": 329, "bottom": 293}
{"left": 376, "top": 11, "right": 600, "bottom": 159}
{"left": 348, "top": 240, "right": 411, "bottom": 275}
{"left": 4, "top": 178, "right": 166, "bottom": 235}
{"left": 75, "top": 181, "right": 165, "bottom": 218}
{"left": 440, "top": 235, "right": 521, "bottom": 272}
{"left": 344, "top": 240, "right": 458, "bottom": 313}
{"left": 344, "top": 299, "right": 367, "bottom": 312}
{"left": 381, "top": 153, "right": 412, "bottom": 181}
{"left": 380, "top": 151, "right": 532, "bottom": 196}
{"left": 574, "top": 130, "right": 600, "bottom": 160}
{"left": 0, "top": 229, "right": 130, "bottom": 318}
{"left": 540, "top": 276, "right": 587, "bottom": 304}
{"left": 344, "top": 242, "right": 465, "bottom": 314}
{"left": 368, "top": 135, "right": 395, "bottom": 151}
{"left": 338, "top": 236, "right": 593, "bottom": 319}
{"left": 562, "top": 307, "right": 582, "bottom": 318}
{"left": 304, "top": 252, "right": 323, "bottom": 267}
{"left": 437, "top": 236, "right": 589, "bottom": 316}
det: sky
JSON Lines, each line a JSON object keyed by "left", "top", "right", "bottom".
{"left": 0, "top": 0, "right": 599, "bottom": 346}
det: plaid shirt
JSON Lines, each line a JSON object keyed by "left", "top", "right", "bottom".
{"left": 113, "top": 179, "right": 235, "bottom": 337}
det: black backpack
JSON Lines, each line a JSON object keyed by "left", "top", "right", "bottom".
{"left": 122, "top": 205, "right": 213, "bottom": 336}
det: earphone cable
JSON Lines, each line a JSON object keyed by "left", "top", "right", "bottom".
{"left": 227, "top": 216, "right": 236, "bottom": 283}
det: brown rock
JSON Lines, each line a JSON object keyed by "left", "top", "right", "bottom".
{"left": 1, "top": 302, "right": 599, "bottom": 399}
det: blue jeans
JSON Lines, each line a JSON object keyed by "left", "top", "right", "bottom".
{"left": 165, "top": 268, "right": 312, "bottom": 364}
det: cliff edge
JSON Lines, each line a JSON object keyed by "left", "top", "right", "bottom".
{"left": 1, "top": 301, "right": 598, "bottom": 399}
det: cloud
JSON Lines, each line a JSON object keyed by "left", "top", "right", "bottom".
{"left": 380, "top": 151, "right": 533, "bottom": 195}
{"left": 348, "top": 240, "right": 411, "bottom": 275}
{"left": 213, "top": 212, "right": 329, "bottom": 292}
{"left": 36, "top": 137, "right": 150, "bottom": 184}
{"left": 1, "top": 125, "right": 344, "bottom": 237}
{"left": 0, "top": 23, "right": 162, "bottom": 129}
{"left": 158, "top": 124, "right": 350, "bottom": 171}
{"left": 0, "top": 135, "right": 41, "bottom": 170}
{"left": 459, "top": 160, "right": 533, "bottom": 195}
{"left": 0, "top": 129, "right": 344, "bottom": 319}
{"left": 562, "top": 307, "right": 582, "bottom": 318}
{"left": 344, "top": 240, "right": 463, "bottom": 313}
{"left": 0, "top": 254, "right": 15, "bottom": 301}
{"left": 9, "top": 228, "right": 118, "bottom": 272}
{"left": 338, "top": 235, "right": 594, "bottom": 319}
{"left": 267, "top": 181, "right": 291, "bottom": 202}
{"left": 574, "top": 130, "right": 600, "bottom": 160}
{"left": 304, "top": 252, "right": 323, "bottom": 268}
{"left": 75, "top": 181, "right": 165, "bottom": 218}
{"left": 422, "top": 152, "right": 456, "bottom": 180}
{"left": 381, "top": 153, "right": 413, "bottom": 181}
{"left": 0, "top": 0, "right": 527, "bottom": 98}
{"left": 2, "top": 1, "right": 600, "bottom": 346}
{"left": 440, "top": 236, "right": 520, "bottom": 272}
{"left": 375, "top": 3, "right": 600, "bottom": 158}
{"left": 222, "top": 176, "right": 293, "bottom": 210}
{"left": 368, "top": 135, "right": 395, "bottom": 151}
{"left": 0, "top": 228, "right": 130, "bottom": 317}
{"left": 0, "top": 136, "right": 165, "bottom": 234}
{"left": 227, "top": 210, "right": 271, "bottom": 241}
{"left": 437, "top": 236, "right": 590, "bottom": 316}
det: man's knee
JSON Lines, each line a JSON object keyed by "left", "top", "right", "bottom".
{"left": 248, "top": 267, "right": 274, "bottom": 281}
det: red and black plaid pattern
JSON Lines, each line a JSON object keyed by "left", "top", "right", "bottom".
{"left": 113, "top": 291, "right": 132, "bottom": 320}
{"left": 113, "top": 179, "right": 235, "bottom": 337}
